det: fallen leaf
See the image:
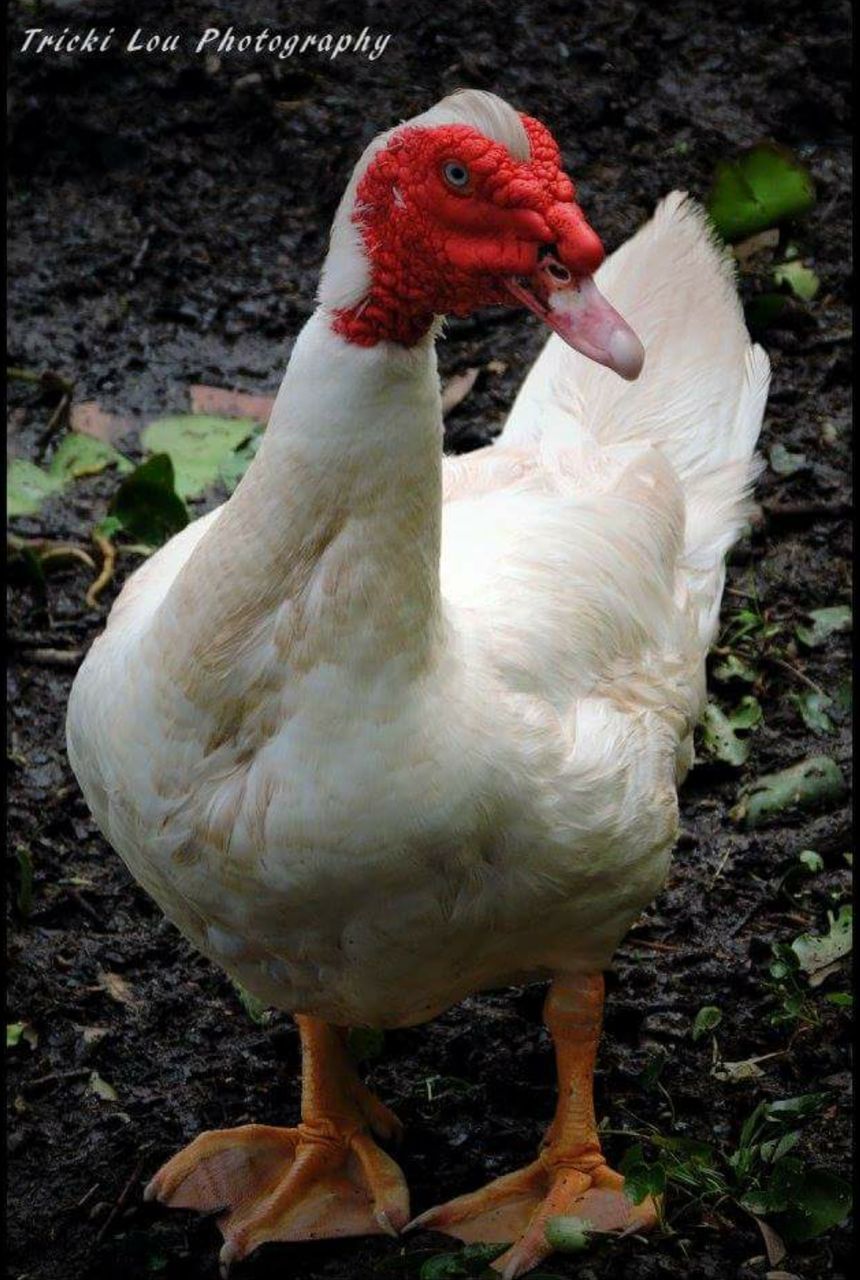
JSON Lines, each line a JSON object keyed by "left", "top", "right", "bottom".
{"left": 87, "top": 1070, "right": 118, "bottom": 1102}
{"left": 7, "top": 434, "right": 131, "bottom": 518}
{"left": 49, "top": 433, "right": 133, "bottom": 482}
{"left": 769, "top": 443, "right": 807, "bottom": 476}
{"left": 71, "top": 401, "right": 135, "bottom": 445}
{"left": 7, "top": 1022, "right": 38, "bottom": 1050}
{"left": 712, "top": 1053, "right": 781, "bottom": 1082}
{"left": 795, "top": 606, "right": 852, "bottom": 648}
{"left": 773, "top": 259, "right": 820, "bottom": 301}
{"left": 80, "top": 1026, "right": 110, "bottom": 1046}
{"left": 441, "top": 367, "right": 479, "bottom": 416}
{"left": 692, "top": 1006, "right": 722, "bottom": 1041}
{"left": 732, "top": 756, "right": 846, "bottom": 828}
{"left": 189, "top": 384, "right": 275, "bottom": 423}
{"left": 753, "top": 1215, "right": 788, "bottom": 1267}
{"left": 544, "top": 1216, "right": 593, "bottom": 1252}
{"left": 7, "top": 459, "right": 63, "bottom": 517}
{"left": 700, "top": 697, "right": 761, "bottom": 766}
{"left": 218, "top": 428, "right": 264, "bottom": 494}
{"left": 712, "top": 653, "right": 759, "bottom": 685}
{"left": 707, "top": 143, "right": 815, "bottom": 242}
{"left": 97, "top": 971, "right": 136, "bottom": 1006}
{"left": 792, "top": 690, "right": 834, "bottom": 735}
{"left": 701, "top": 702, "right": 749, "bottom": 766}
{"left": 732, "top": 227, "right": 780, "bottom": 265}
{"left": 791, "top": 905, "right": 852, "bottom": 985}
{"left": 142, "top": 414, "right": 257, "bottom": 498}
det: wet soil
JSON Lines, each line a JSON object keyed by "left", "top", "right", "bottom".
{"left": 6, "top": 2, "right": 852, "bottom": 1279}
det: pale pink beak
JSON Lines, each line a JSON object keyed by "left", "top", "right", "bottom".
{"left": 506, "top": 251, "right": 645, "bottom": 381}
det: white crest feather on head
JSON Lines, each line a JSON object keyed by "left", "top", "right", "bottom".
{"left": 318, "top": 90, "right": 530, "bottom": 311}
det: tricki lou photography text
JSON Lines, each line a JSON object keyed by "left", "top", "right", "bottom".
{"left": 19, "top": 25, "right": 393, "bottom": 62}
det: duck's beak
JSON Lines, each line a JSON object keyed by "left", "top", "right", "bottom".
{"left": 504, "top": 201, "right": 644, "bottom": 381}
{"left": 505, "top": 268, "right": 645, "bottom": 381}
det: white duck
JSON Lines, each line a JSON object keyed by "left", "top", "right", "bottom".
{"left": 66, "top": 90, "right": 769, "bottom": 1278}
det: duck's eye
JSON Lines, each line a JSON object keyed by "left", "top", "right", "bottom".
{"left": 443, "top": 161, "right": 470, "bottom": 190}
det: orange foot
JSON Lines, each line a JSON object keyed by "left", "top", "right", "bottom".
{"left": 145, "top": 1106, "right": 409, "bottom": 1275}
{"left": 410, "top": 1153, "right": 659, "bottom": 1280}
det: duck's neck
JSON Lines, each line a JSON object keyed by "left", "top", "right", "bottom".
{"left": 158, "top": 310, "right": 444, "bottom": 692}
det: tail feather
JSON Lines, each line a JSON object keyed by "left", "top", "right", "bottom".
{"left": 502, "top": 191, "right": 770, "bottom": 648}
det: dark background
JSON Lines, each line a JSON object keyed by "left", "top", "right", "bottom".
{"left": 6, "top": 2, "right": 852, "bottom": 1279}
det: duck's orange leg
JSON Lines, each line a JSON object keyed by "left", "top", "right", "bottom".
{"left": 145, "top": 1016, "right": 408, "bottom": 1275}
{"left": 411, "top": 973, "right": 658, "bottom": 1279}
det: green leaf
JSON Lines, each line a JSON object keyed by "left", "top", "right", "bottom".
{"left": 692, "top": 1005, "right": 722, "bottom": 1041}
{"left": 732, "top": 756, "right": 846, "bottom": 828}
{"left": 109, "top": 454, "right": 189, "bottom": 547}
{"left": 48, "top": 433, "right": 133, "bottom": 482}
{"left": 765, "top": 1093, "right": 830, "bottom": 1119}
{"left": 767, "top": 1161, "right": 852, "bottom": 1242}
{"left": 7, "top": 1023, "right": 24, "bottom": 1048}
{"left": 746, "top": 292, "right": 788, "bottom": 331}
{"left": 7, "top": 459, "right": 63, "bottom": 517}
{"left": 769, "top": 443, "right": 807, "bottom": 476}
{"left": 792, "top": 691, "right": 834, "bottom": 734}
{"left": 760, "top": 1129, "right": 802, "bottom": 1163}
{"left": 824, "top": 991, "right": 852, "bottom": 1007}
{"left": 712, "top": 652, "right": 759, "bottom": 685}
{"left": 796, "top": 606, "right": 852, "bottom": 648}
{"left": 770, "top": 941, "right": 801, "bottom": 981}
{"left": 94, "top": 514, "right": 124, "bottom": 541}
{"left": 142, "top": 414, "right": 257, "bottom": 499}
{"left": 707, "top": 143, "right": 815, "bottom": 242}
{"left": 218, "top": 427, "right": 264, "bottom": 494}
{"left": 652, "top": 1135, "right": 717, "bottom": 1166}
{"left": 619, "top": 1146, "right": 667, "bottom": 1205}
{"left": 773, "top": 259, "right": 820, "bottom": 301}
{"left": 728, "top": 696, "right": 762, "bottom": 730}
{"left": 419, "top": 1244, "right": 508, "bottom": 1279}
{"left": 791, "top": 905, "right": 852, "bottom": 982}
{"left": 798, "top": 849, "right": 824, "bottom": 873}
{"left": 700, "top": 702, "right": 749, "bottom": 766}
{"left": 544, "top": 1215, "right": 593, "bottom": 1252}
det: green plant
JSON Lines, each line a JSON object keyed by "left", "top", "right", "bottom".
{"left": 619, "top": 1092, "right": 850, "bottom": 1245}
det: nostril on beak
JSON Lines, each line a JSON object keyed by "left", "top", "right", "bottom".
{"left": 537, "top": 244, "right": 573, "bottom": 287}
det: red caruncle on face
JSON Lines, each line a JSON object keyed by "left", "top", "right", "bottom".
{"left": 334, "top": 115, "right": 606, "bottom": 347}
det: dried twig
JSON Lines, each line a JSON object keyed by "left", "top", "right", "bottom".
{"left": 86, "top": 533, "right": 117, "bottom": 608}
{"left": 22, "top": 1067, "right": 91, "bottom": 1094}
{"left": 764, "top": 654, "right": 827, "bottom": 698}
{"left": 95, "top": 1148, "right": 152, "bottom": 1245}
{"left": 36, "top": 391, "right": 72, "bottom": 459}
{"left": 762, "top": 498, "right": 851, "bottom": 523}
{"left": 18, "top": 647, "right": 83, "bottom": 669}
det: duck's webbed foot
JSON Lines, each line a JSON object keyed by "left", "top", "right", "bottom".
{"left": 409, "top": 974, "right": 659, "bottom": 1279}
{"left": 145, "top": 1019, "right": 408, "bottom": 1274}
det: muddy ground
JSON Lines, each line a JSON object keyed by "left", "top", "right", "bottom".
{"left": 6, "top": 1, "right": 853, "bottom": 1278}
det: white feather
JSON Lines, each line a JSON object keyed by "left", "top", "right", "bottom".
{"left": 68, "top": 172, "right": 767, "bottom": 1030}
